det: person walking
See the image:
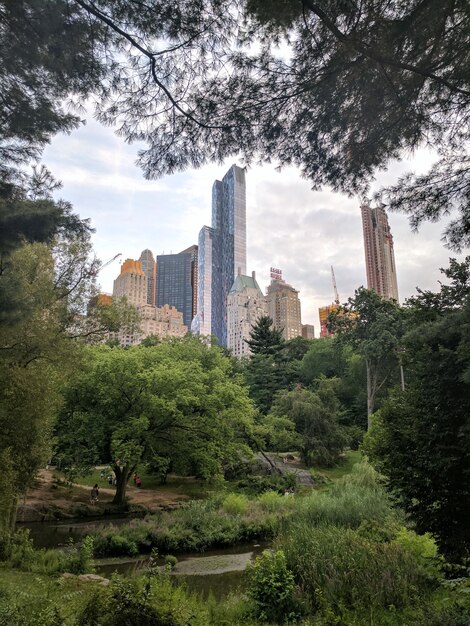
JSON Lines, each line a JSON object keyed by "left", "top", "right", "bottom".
{"left": 90, "top": 483, "right": 99, "bottom": 504}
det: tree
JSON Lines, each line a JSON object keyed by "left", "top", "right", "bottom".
{"left": 330, "top": 288, "right": 404, "bottom": 428}
{"left": 56, "top": 338, "right": 256, "bottom": 504}
{"left": 0, "top": 228, "right": 136, "bottom": 538}
{"left": 2, "top": 1, "right": 468, "bottom": 247}
{"left": 271, "top": 385, "right": 347, "bottom": 467}
{"left": 363, "top": 304, "right": 470, "bottom": 563}
{"left": 245, "top": 315, "right": 284, "bottom": 355}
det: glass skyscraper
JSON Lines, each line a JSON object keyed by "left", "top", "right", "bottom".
{"left": 193, "top": 164, "right": 247, "bottom": 346}
{"left": 156, "top": 249, "right": 196, "bottom": 329}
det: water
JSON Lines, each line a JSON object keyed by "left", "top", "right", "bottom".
{"left": 95, "top": 542, "right": 267, "bottom": 598}
{"left": 16, "top": 518, "right": 268, "bottom": 598}
{"left": 16, "top": 516, "right": 136, "bottom": 549}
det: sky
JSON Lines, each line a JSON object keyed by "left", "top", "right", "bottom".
{"left": 42, "top": 116, "right": 462, "bottom": 330}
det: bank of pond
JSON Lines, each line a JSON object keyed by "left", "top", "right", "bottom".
{"left": 2, "top": 461, "right": 469, "bottom": 625}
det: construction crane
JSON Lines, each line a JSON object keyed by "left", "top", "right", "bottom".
{"left": 331, "top": 265, "right": 340, "bottom": 305}
{"left": 91, "top": 253, "right": 122, "bottom": 277}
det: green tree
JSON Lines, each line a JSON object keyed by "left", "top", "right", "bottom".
{"left": 271, "top": 385, "right": 347, "bottom": 467}
{"left": 363, "top": 262, "right": 470, "bottom": 563}
{"left": 245, "top": 315, "right": 284, "bottom": 355}
{"left": 56, "top": 338, "right": 255, "bottom": 504}
{"left": 4, "top": 2, "right": 467, "bottom": 247}
{"left": 330, "top": 288, "right": 404, "bottom": 428}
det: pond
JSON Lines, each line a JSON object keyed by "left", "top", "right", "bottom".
{"left": 16, "top": 518, "right": 269, "bottom": 598}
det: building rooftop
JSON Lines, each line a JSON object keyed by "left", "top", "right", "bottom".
{"left": 229, "top": 273, "right": 262, "bottom": 294}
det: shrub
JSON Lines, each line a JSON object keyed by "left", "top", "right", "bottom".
{"left": 75, "top": 573, "right": 208, "bottom": 626}
{"left": 67, "top": 536, "right": 95, "bottom": 574}
{"left": 393, "top": 527, "right": 442, "bottom": 579}
{"left": 257, "top": 490, "right": 284, "bottom": 512}
{"left": 246, "top": 549, "right": 299, "bottom": 623}
{"left": 282, "top": 523, "right": 433, "bottom": 611}
{"left": 222, "top": 493, "right": 249, "bottom": 515}
{"left": 164, "top": 554, "right": 178, "bottom": 569}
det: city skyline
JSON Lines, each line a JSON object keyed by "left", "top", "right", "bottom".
{"left": 42, "top": 116, "right": 465, "bottom": 330}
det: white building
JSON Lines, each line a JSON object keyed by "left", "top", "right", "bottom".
{"left": 227, "top": 270, "right": 267, "bottom": 358}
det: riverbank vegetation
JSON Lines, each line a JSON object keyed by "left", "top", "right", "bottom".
{"left": 2, "top": 462, "right": 470, "bottom": 625}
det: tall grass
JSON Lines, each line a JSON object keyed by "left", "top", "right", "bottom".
{"left": 92, "top": 494, "right": 293, "bottom": 557}
{"left": 283, "top": 523, "right": 432, "bottom": 610}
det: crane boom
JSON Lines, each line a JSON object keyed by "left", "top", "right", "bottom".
{"left": 99, "top": 253, "right": 122, "bottom": 271}
{"left": 331, "top": 265, "right": 340, "bottom": 304}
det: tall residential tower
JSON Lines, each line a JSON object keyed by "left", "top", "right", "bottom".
{"left": 193, "top": 164, "right": 247, "bottom": 345}
{"left": 361, "top": 204, "right": 399, "bottom": 301}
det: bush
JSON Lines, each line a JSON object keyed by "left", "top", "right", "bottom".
{"left": 67, "top": 536, "right": 95, "bottom": 575}
{"left": 222, "top": 493, "right": 249, "bottom": 515}
{"left": 257, "top": 490, "right": 284, "bottom": 512}
{"left": 75, "top": 573, "right": 208, "bottom": 626}
{"left": 282, "top": 523, "right": 433, "bottom": 611}
{"left": 246, "top": 549, "right": 299, "bottom": 623}
{"left": 164, "top": 554, "right": 178, "bottom": 569}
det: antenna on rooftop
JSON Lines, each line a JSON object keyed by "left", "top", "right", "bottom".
{"left": 331, "top": 265, "right": 340, "bottom": 305}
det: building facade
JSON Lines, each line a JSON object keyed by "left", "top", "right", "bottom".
{"left": 193, "top": 165, "right": 247, "bottom": 346}
{"left": 227, "top": 270, "right": 267, "bottom": 358}
{"left": 192, "top": 227, "right": 214, "bottom": 337}
{"left": 266, "top": 277, "right": 302, "bottom": 341}
{"left": 361, "top": 204, "right": 399, "bottom": 301}
{"left": 156, "top": 247, "right": 197, "bottom": 329}
{"left": 139, "top": 249, "right": 157, "bottom": 305}
{"left": 179, "top": 244, "right": 198, "bottom": 321}
{"left": 319, "top": 304, "right": 339, "bottom": 338}
{"left": 301, "top": 324, "right": 315, "bottom": 340}
{"left": 113, "top": 258, "right": 147, "bottom": 306}
{"left": 115, "top": 304, "right": 187, "bottom": 347}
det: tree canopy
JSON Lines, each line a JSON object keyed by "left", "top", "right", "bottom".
{"left": 1, "top": 0, "right": 469, "bottom": 248}
{"left": 56, "top": 338, "right": 256, "bottom": 503}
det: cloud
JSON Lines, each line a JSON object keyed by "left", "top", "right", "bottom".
{"left": 43, "top": 119, "right": 465, "bottom": 329}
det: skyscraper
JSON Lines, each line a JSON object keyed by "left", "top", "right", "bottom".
{"left": 192, "top": 227, "right": 213, "bottom": 336}
{"left": 361, "top": 204, "right": 399, "bottom": 301}
{"left": 113, "top": 258, "right": 147, "bottom": 306}
{"left": 139, "top": 249, "right": 156, "bottom": 305}
{"left": 266, "top": 275, "right": 302, "bottom": 341}
{"left": 193, "top": 164, "right": 247, "bottom": 346}
{"left": 156, "top": 247, "right": 197, "bottom": 329}
{"left": 227, "top": 269, "right": 267, "bottom": 357}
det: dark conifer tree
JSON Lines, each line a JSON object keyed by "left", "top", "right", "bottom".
{"left": 245, "top": 315, "right": 284, "bottom": 356}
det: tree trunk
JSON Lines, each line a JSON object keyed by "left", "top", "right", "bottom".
{"left": 366, "top": 361, "right": 374, "bottom": 430}
{"left": 112, "top": 464, "right": 129, "bottom": 505}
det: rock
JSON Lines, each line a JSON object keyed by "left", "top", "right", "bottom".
{"left": 62, "top": 572, "right": 75, "bottom": 579}
{"left": 78, "top": 574, "right": 110, "bottom": 584}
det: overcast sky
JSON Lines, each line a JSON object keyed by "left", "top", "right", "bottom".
{"left": 43, "top": 116, "right": 463, "bottom": 330}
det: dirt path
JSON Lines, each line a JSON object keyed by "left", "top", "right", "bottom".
{"left": 17, "top": 470, "right": 189, "bottom": 522}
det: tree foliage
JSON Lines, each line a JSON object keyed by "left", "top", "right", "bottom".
{"left": 330, "top": 288, "right": 404, "bottom": 427}
{"left": 271, "top": 385, "right": 347, "bottom": 467}
{"left": 245, "top": 315, "right": 284, "bottom": 356}
{"left": 1, "top": 0, "right": 468, "bottom": 247}
{"left": 56, "top": 338, "right": 256, "bottom": 503}
{"left": 364, "top": 260, "right": 470, "bottom": 563}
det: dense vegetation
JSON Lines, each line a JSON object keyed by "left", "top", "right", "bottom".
{"left": 1, "top": 1, "right": 469, "bottom": 623}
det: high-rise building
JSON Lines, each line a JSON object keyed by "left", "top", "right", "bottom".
{"left": 156, "top": 246, "right": 197, "bottom": 329}
{"left": 301, "top": 324, "right": 315, "bottom": 340}
{"left": 139, "top": 249, "right": 157, "bottom": 305}
{"left": 319, "top": 304, "right": 339, "bottom": 338}
{"left": 227, "top": 269, "right": 267, "bottom": 358}
{"left": 193, "top": 164, "right": 247, "bottom": 346}
{"left": 113, "top": 304, "right": 187, "bottom": 347}
{"left": 361, "top": 204, "right": 399, "bottom": 301}
{"left": 192, "top": 227, "right": 214, "bottom": 336}
{"left": 179, "top": 244, "right": 198, "bottom": 321}
{"left": 113, "top": 258, "right": 147, "bottom": 306}
{"left": 266, "top": 276, "right": 302, "bottom": 341}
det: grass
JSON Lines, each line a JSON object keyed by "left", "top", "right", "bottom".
{"left": 54, "top": 468, "right": 209, "bottom": 498}
{"left": 310, "top": 449, "right": 362, "bottom": 482}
